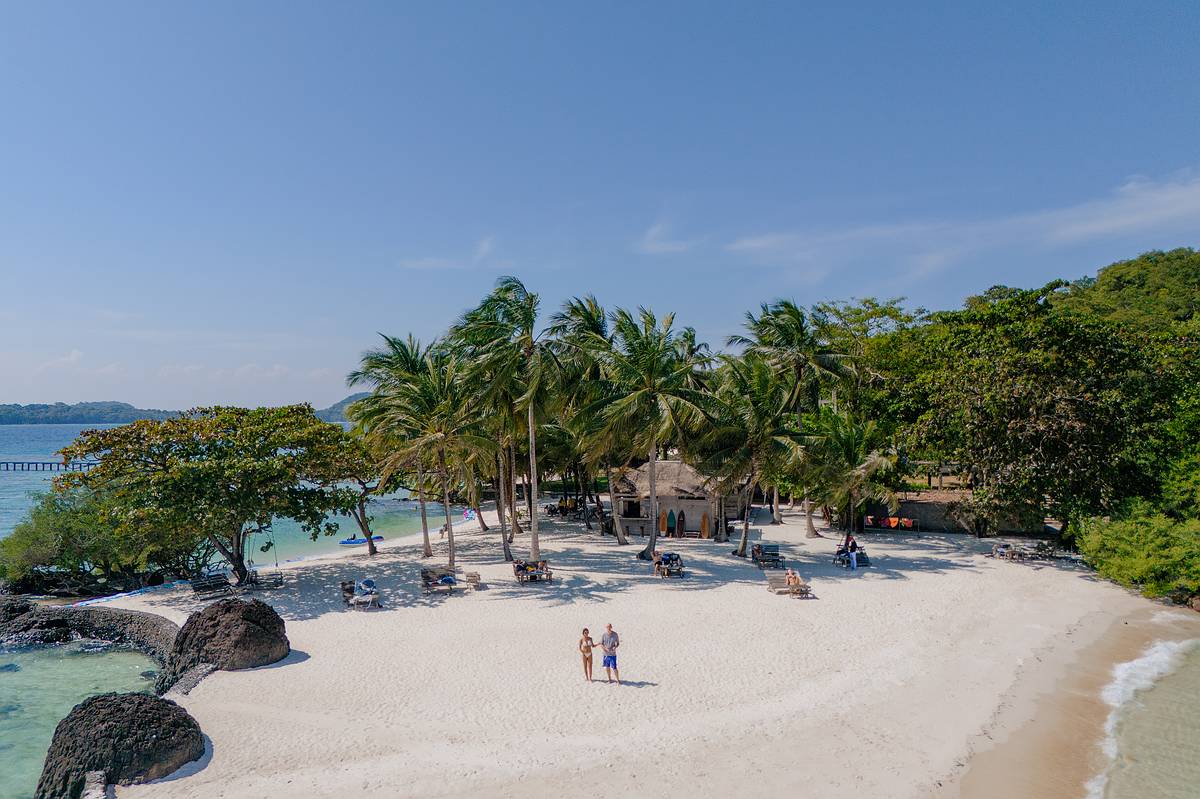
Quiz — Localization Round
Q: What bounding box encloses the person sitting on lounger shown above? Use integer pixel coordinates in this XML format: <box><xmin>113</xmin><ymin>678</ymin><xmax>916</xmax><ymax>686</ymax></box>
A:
<box><xmin>537</xmin><ymin>560</ymin><xmax>552</xmax><ymax>579</ymax></box>
<box><xmin>651</xmin><ymin>550</ymin><xmax>663</xmax><ymax>575</ymax></box>
<box><xmin>785</xmin><ymin>569</ymin><xmax>801</xmax><ymax>587</ymax></box>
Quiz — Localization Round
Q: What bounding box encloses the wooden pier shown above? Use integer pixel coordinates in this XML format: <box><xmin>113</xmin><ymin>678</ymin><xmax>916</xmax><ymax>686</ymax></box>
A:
<box><xmin>0</xmin><ymin>461</ymin><xmax>98</xmax><ymax>473</ymax></box>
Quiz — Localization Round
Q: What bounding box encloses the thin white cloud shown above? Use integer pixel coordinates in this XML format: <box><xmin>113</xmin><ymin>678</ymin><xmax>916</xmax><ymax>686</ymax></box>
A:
<box><xmin>36</xmin><ymin>349</ymin><xmax>84</xmax><ymax>372</ymax></box>
<box><xmin>727</xmin><ymin>172</ymin><xmax>1200</xmax><ymax>280</ymax></box>
<box><xmin>473</xmin><ymin>235</ymin><xmax>495</xmax><ymax>263</ymax></box>
<box><xmin>400</xmin><ymin>235</ymin><xmax>498</xmax><ymax>271</ymax></box>
<box><xmin>636</xmin><ymin>222</ymin><xmax>701</xmax><ymax>254</ymax></box>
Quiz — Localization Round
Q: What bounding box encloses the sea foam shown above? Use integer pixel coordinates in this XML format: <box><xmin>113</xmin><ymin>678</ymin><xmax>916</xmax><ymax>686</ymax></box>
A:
<box><xmin>1085</xmin><ymin>638</ymin><xmax>1198</xmax><ymax>799</ymax></box>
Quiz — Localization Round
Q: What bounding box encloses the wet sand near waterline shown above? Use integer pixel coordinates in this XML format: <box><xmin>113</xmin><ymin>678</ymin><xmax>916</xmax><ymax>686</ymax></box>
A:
<box><xmin>946</xmin><ymin>605</ymin><xmax>1200</xmax><ymax>799</ymax></box>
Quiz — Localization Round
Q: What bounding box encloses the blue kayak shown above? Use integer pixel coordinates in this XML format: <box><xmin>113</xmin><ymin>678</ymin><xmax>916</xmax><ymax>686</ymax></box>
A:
<box><xmin>339</xmin><ymin>535</ymin><xmax>384</xmax><ymax>547</ymax></box>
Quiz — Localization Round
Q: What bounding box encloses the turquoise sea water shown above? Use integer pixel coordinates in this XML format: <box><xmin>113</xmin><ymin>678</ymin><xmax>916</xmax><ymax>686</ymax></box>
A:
<box><xmin>0</xmin><ymin>423</ymin><xmax>461</xmax><ymax>564</ymax></box>
<box><xmin>0</xmin><ymin>641</ymin><xmax>157</xmax><ymax>799</ymax></box>
<box><xmin>1096</xmin><ymin>639</ymin><xmax>1200</xmax><ymax>799</ymax></box>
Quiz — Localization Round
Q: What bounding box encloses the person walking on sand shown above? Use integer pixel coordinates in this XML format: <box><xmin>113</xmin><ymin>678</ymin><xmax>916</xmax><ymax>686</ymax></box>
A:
<box><xmin>579</xmin><ymin>628</ymin><xmax>596</xmax><ymax>682</ymax></box>
<box><xmin>846</xmin><ymin>533</ymin><xmax>859</xmax><ymax>570</ymax></box>
<box><xmin>600</xmin><ymin>623</ymin><xmax>621</xmax><ymax>684</ymax></box>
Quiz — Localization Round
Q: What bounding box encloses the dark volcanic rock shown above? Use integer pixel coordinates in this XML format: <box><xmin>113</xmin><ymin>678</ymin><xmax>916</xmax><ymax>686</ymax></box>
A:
<box><xmin>1191</xmin><ymin>595</ymin><xmax>1200</xmax><ymax>613</ymax></box>
<box><xmin>35</xmin><ymin>692</ymin><xmax>203</xmax><ymax>799</ymax></box>
<box><xmin>0</xmin><ymin>602</ymin><xmax>179</xmax><ymax>664</ymax></box>
<box><xmin>0</xmin><ymin>596</ymin><xmax>35</xmax><ymax>623</ymax></box>
<box><xmin>157</xmin><ymin>598</ymin><xmax>289</xmax><ymax>693</ymax></box>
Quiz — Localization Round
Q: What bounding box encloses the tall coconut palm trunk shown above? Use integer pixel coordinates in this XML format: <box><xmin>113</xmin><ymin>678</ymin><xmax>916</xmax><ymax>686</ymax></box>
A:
<box><xmin>417</xmin><ymin>460</ymin><xmax>433</xmax><ymax>558</ymax></box>
<box><xmin>771</xmin><ymin>485</ymin><xmax>782</xmax><ymax>524</ymax></box>
<box><xmin>735</xmin><ymin>478</ymin><xmax>757</xmax><ymax>557</ymax></box>
<box><xmin>638</xmin><ymin>442</ymin><xmax>659</xmax><ymax>560</ymax></box>
<box><xmin>508</xmin><ymin>445</ymin><xmax>523</xmax><ymax>540</ymax></box>
<box><xmin>804</xmin><ymin>493</ymin><xmax>823</xmax><ymax>538</ymax></box>
<box><xmin>605</xmin><ymin>464</ymin><xmax>630</xmax><ymax>545</ymax></box>
<box><xmin>527</xmin><ymin>403</ymin><xmax>541</xmax><ymax>560</ymax></box>
<box><xmin>495</xmin><ymin>454</ymin><xmax>513</xmax><ymax>561</ymax></box>
<box><xmin>438</xmin><ymin>450</ymin><xmax>456</xmax><ymax>568</ymax></box>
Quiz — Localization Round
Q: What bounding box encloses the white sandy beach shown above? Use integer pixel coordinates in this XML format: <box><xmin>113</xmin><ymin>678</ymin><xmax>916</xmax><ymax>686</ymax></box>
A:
<box><xmin>106</xmin><ymin>507</ymin><xmax>1153</xmax><ymax>799</ymax></box>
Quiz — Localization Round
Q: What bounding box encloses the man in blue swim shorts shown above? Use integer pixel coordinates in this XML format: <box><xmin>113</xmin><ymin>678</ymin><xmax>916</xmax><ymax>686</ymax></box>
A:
<box><xmin>600</xmin><ymin>623</ymin><xmax>621</xmax><ymax>685</ymax></box>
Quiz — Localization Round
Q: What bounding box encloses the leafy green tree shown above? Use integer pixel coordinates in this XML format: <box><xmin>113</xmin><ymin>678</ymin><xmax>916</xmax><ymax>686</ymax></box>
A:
<box><xmin>1059</xmin><ymin>248</ymin><xmax>1200</xmax><ymax>332</ymax></box>
<box><xmin>60</xmin><ymin>405</ymin><xmax>354</xmax><ymax>585</ymax></box>
<box><xmin>914</xmin><ymin>283</ymin><xmax>1162</xmax><ymax>535</ymax></box>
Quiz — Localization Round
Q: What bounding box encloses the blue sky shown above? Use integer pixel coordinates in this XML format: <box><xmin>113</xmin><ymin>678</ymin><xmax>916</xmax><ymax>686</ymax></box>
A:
<box><xmin>2</xmin><ymin>1</ymin><xmax>1198</xmax><ymax>408</ymax></box>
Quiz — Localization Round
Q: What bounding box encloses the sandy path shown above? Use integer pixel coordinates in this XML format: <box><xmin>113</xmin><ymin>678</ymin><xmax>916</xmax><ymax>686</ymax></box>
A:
<box><xmin>108</xmin><ymin>509</ymin><xmax>1147</xmax><ymax>798</ymax></box>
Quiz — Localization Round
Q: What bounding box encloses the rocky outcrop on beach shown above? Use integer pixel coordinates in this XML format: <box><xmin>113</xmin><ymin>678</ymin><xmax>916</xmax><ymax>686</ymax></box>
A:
<box><xmin>35</xmin><ymin>692</ymin><xmax>204</xmax><ymax>799</ymax></box>
<box><xmin>156</xmin><ymin>598</ymin><xmax>289</xmax><ymax>693</ymax></box>
<box><xmin>0</xmin><ymin>599</ymin><xmax>179</xmax><ymax>662</ymax></box>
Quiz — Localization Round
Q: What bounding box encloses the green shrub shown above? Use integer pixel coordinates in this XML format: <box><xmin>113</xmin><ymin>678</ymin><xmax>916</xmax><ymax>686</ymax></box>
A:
<box><xmin>1077</xmin><ymin>511</ymin><xmax>1200</xmax><ymax>598</ymax></box>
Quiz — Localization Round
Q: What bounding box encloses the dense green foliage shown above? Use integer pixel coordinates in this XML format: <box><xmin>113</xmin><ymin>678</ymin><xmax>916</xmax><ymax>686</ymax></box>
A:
<box><xmin>1059</xmin><ymin>248</ymin><xmax>1200</xmax><ymax>332</ymax></box>
<box><xmin>0</xmin><ymin>486</ymin><xmax>209</xmax><ymax>594</ymax></box>
<box><xmin>59</xmin><ymin>405</ymin><xmax>359</xmax><ymax>584</ymax></box>
<box><xmin>1077</xmin><ymin>510</ymin><xmax>1200</xmax><ymax>598</ymax></box>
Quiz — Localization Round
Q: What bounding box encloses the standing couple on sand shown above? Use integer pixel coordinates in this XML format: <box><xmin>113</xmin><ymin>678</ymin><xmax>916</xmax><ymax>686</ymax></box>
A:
<box><xmin>578</xmin><ymin>623</ymin><xmax>620</xmax><ymax>684</ymax></box>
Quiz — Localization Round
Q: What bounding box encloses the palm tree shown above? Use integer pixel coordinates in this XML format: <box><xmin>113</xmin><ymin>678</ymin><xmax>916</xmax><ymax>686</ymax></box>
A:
<box><xmin>585</xmin><ymin>307</ymin><xmax>711</xmax><ymax>559</ymax></box>
<box><xmin>699</xmin><ymin>355</ymin><xmax>806</xmax><ymax>557</ymax></box>
<box><xmin>729</xmin><ymin>300</ymin><xmax>847</xmax><ymax>522</ymax></box>
<box><xmin>809</xmin><ymin>410</ymin><xmax>898</xmax><ymax>538</ymax></box>
<box><xmin>347</xmin><ymin>335</ymin><xmax>436</xmax><ymax>557</ymax></box>
<box><xmin>547</xmin><ymin>296</ymin><xmax>625</xmax><ymax>540</ymax></box>
<box><xmin>451</xmin><ymin>277</ymin><xmax>558</xmax><ymax>561</ymax></box>
<box><xmin>729</xmin><ymin>300</ymin><xmax>848</xmax><ymax>411</ymax></box>
<box><xmin>351</xmin><ymin>350</ymin><xmax>494</xmax><ymax>568</ymax></box>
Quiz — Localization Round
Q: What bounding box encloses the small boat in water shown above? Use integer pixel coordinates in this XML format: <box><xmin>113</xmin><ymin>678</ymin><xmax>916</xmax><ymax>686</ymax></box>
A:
<box><xmin>339</xmin><ymin>535</ymin><xmax>384</xmax><ymax>547</ymax></box>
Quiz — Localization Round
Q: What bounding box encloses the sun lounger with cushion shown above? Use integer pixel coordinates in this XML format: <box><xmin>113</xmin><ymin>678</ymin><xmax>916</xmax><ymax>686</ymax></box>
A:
<box><xmin>512</xmin><ymin>560</ymin><xmax>552</xmax><ymax>584</ymax></box>
<box><xmin>421</xmin><ymin>567</ymin><xmax>458</xmax><ymax>593</ymax></box>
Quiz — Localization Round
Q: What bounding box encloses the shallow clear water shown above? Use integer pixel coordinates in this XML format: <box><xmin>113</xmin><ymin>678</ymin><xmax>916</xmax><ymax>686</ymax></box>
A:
<box><xmin>1103</xmin><ymin>641</ymin><xmax>1200</xmax><ymax>799</ymax></box>
<box><xmin>0</xmin><ymin>641</ymin><xmax>157</xmax><ymax>799</ymax></box>
<box><xmin>0</xmin><ymin>423</ymin><xmax>465</xmax><ymax>563</ymax></box>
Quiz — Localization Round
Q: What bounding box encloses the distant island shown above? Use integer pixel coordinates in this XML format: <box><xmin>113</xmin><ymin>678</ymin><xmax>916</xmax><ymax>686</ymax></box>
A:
<box><xmin>0</xmin><ymin>395</ymin><xmax>366</xmax><ymax>425</ymax></box>
<box><xmin>313</xmin><ymin>393</ymin><xmax>368</xmax><ymax>425</ymax></box>
<box><xmin>0</xmin><ymin>402</ymin><xmax>177</xmax><ymax>425</ymax></box>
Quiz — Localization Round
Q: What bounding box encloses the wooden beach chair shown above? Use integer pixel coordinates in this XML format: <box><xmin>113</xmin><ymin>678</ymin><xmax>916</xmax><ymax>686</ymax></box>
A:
<box><xmin>244</xmin><ymin>569</ymin><xmax>284</xmax><ymax>590</ymax></box>
<box><xmin>754</xmin><ymin>544</ymin><xmax>785</xmax><ymax>569</ymax></box>
<box><xmin>189</xmin><ymin>574</ymin><xmax>233</xmax><ymax>596</ymax></box>
<box><xmin>765</xmin><ymin>572</ymin><xmax>813</xmax><ymax>598</ymax></box>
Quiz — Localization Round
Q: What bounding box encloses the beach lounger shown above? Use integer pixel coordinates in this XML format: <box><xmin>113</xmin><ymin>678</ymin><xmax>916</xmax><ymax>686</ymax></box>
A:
<box><xmin>833</xmin><ymin>548</ymin><xmax>871</xmax><ymax>568</ymax></box>
<box><xmin>765</xmin><ymin>573</ymin><xmax>813</xmax><ymax>597</ymax></box>
<box><xmin>421</xmin><ymin>567</ymin><xmax>457</xmax><ymax>593</ymax></box>
<box><xmin>752</xmin><ymin>544</ymin><xmax>785</xmax><ymax>569</ymax></box>
<box><xmin>340</xmin><ymin>580</ymin><xmax>356</xmax><ymax>604</ymax></box>
<box><xmin>189</xmin><ymin>574</ymin><xmax>233</xmax><ymax>596</ymax></box>
<box><xmin>512</xmin><ymin>560</ymin><xmax>552</xmax><ymax>584</ymax></box>
<box><xmin>657</xmin><ymin>553</ymin><xmax>685</xmax><ymax>578</ymax></box>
